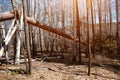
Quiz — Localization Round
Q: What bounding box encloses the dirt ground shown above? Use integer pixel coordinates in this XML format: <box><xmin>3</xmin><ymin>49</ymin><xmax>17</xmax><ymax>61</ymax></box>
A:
<box><xmin>0</xmin><ymin>54</ymin><xmax>120</xmax><ymax>80</ymax></box>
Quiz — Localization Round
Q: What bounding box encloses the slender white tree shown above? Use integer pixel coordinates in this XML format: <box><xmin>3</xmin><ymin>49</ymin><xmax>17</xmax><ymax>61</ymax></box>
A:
<box><xmin>15</xmin><ymin>13</ymin><xmax>23</xmax><ymax>65</ymax></box>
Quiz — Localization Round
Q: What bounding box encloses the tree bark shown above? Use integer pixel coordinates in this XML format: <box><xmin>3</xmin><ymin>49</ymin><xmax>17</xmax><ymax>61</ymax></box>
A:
<box><xmin>116</xmin><ymin>0</ymin><xmax>120</xmax><ymax>55</ymax></box>
<box><xmin>22</xmin><ymin>0</ymin><xmax>32</xmax><ymax>74</ymax></box>
<box><xmin>98</xmin><ymin>0</ymin><xmax>102</xmax><ymax>54</ymax></box>
<box><xmin>86</xmin><ymin>0</ymin><xmax>91</xmax><ymax>76</ymax></box>
<box><xmin>90</xmin><ymin>0</ymin><xmax>95</xmax><ymax>57</ymax></box>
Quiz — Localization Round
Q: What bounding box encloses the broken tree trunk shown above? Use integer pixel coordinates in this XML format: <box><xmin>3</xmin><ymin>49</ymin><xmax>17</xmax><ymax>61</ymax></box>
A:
<box><xmin>1</xmin><ymin>25</ymin><xmax>9</xmax><ymax>64</ymax></box>
<box><xmin>0</xmin><ymin>12</ymin><xmax>14</xmax><ymax>21</ymax></box>
<box><xmin>0</xmin><ymin>20</ymin><xmax>17</xmax><ymax>57</ymax></box>
<box><xmin>0</xmin><ymin>12</ymin><xmax>85</xmax><ymax>45</ymax></box>
<box><xmin>1</xmin><ymin>25</ymin><xmax>5</xmax><ymax>38</ymax></box>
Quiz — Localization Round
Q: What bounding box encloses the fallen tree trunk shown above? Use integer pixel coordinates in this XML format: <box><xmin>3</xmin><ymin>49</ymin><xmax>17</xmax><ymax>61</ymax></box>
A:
<box><xmin>0</xmin><ymin>12</ymin><xmax>85</xmax><ymax>45</ymax></box>
<box><xmin>26</xmin><ymin>17</ymin><xmax>75</xmax><ymax>41</ymax></box>
<box><xmin>0</xmin><ymin>12</ymin><xmax>14</xmax><ymax>21</ymax></box>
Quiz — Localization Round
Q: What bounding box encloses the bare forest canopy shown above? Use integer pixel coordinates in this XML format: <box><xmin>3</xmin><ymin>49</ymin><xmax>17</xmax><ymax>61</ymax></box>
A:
<box><xmin>0</xmin><ymin>0</ymin><xmax>119</xmax><ymax>43</ymax></box>
<box><xmin>0</xmin><ymin>0</ymin><xmax>120</xmax><ymax>25</ymax></box>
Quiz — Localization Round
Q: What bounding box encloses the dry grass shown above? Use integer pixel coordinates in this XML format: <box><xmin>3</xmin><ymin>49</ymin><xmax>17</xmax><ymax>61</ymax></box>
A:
<box><xmin>0</xmin><ymin>54</ymin><xmax>119</xmax><ymax>80</ymax></box>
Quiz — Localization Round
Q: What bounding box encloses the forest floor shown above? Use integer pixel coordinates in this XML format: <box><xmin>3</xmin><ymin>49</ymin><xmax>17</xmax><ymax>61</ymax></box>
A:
<box><xmin>0</xmin><ymin>53</ymin><xmax>120</xmax><ymax>80</ymax></box>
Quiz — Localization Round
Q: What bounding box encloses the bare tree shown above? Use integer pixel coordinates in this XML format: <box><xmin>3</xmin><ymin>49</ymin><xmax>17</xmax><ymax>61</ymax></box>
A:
<box><xmin>108</xmin><ymin>0</ymin><xmax>113</xmax><ymax>42</ymax></box>
<box><xmin>22</xmin><ymin>0</ymin><xmax>32</xmax><ymax>74</ymax></box>
<box><xmin>116</xmin><ymin>0</ymin><xmax>120</xmax><ymax>55</ymax></box>
<box><xmin>90</xmin><ymin>0</ymin><xmax>95</xmax><ymax>57</ymax></box>
<box><xmin>76</xmin><ymin>0</ymin><xmax>82</xmax><ymax>63</ymax></box>
<box><xmin>86</xmin><ymin>0</ymin><xmax>92</xmax><ymax>76</ymax></box>
<box><xmin>98</xmin><ymin>0</ymin><xmax>102</xmax><ymax>54</ymax></box>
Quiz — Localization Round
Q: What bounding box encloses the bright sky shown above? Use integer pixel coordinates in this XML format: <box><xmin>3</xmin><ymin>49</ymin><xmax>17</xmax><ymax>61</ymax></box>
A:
<box><xmin>0</xmin><ymin>0</ymin><xmax>6</xmax><ymax>5</ymax></box>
